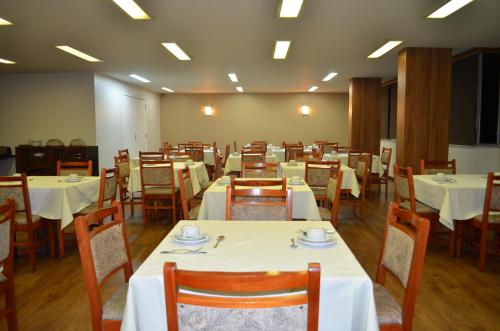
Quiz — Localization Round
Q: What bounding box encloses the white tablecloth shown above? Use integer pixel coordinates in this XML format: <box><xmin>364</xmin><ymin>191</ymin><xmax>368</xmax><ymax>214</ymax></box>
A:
<box><xmin>27</xmin><ymin>176</ymin><xmax>99</xmax><ymax>229</ymax></box>
<box><xmin>121</xmin><ymin>220</ymin><xmax>379</xmax><ymax>331</ymax></box>
<box><xmin>197</xmin><ymin>178</ymin><xmax>321</xmax><ymax>220</ymax></box>
<box><xmin>413</xmin><ymin>174</ymin><xmax>487</xmax><ymax>230</ymax></box>
<box><xmin>280</xmin><ymin>162</ymin><xmax>361</xmax><ymax>198</ymax></box>
<box><xmin>322</xmin><ymin>154</ymin><xmax>384</xmax><ymax>176</ymax></box>
<box><xmin>223</xmin><ymin>154</ymin><xmax>279</xmax><ymax>174</ymax></box>
<box><xmin>127</xmin><ymin>162</ymin><xmax>210</xmax><ymax>196</ymax></box>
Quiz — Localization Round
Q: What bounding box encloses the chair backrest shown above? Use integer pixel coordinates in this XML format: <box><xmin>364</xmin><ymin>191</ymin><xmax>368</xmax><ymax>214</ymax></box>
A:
<box><xmin>114</xmin><ymin>156</ymin><xmax>130</xmax><ymax>179</ymax></box>
<box><xmin>420</xmin><ymin>159</ymin><xmax>456</xmax><ymax>175</ymax></box>
<box><xmin>241</xmin><ymin>150</ymin><xmax>265</xmax><ymax>163</ymax></box>
<box><xmin>70</xmin><ymin>138</ymin><xmax>86</xmax><ymax>146</ymax></box>
<box><xmin>376</xmin><ymin>202</ymin><xmax>430</xmax><ymax>329</ymax></box>
<box><xmin>177</xmin><ymin>168</ymin><xmax>195</xmax><ymax>220</ymax></box>
<box><xmin>325</xmin><ymin>165</ymin><xmax>344</xmax><ymax>226</ymax></box>
<box><xmin>336</xmin><ymin>146</ymin><xmax>352</xmax><ymax>154</ymax></box>
<box><xmin>0</xmin><ymin>175</ymin><xmax>34</xmax><ymax>225</ymax></box>
<box><xmin>320</xmin><ymin>142</ymin><xmax>339</xmax><ymax>155</ymax></box>
<box><xmin>285</xmin><ymin>144</ymin><xmax>304</xmax><ymax>162</ymax></box>
<box><xmin>297</xmin><ymin>151</ymin><xmax>321</xmax><ymax>162</ymax></box>
<box><xmin>393</xmin><ymin>164</ymin><xmax>417</xmax><ymax>211</ymax></box>
<box><xmin>305</xmin><ymin>160</ymin><xmax>339</xmax><ymax>188</ymax></box>
<box><xmin>185</xmin><ymin>145</ymin><xmax>204</xmax><ymax>162</ymax></box>
<box><xmin>231</xmin><ymin>178</ymin><xmax>286</xmax><ymax>190</ymax></box>
<box><xmin>117</xmin><ymin>149</ymin><xmax>129</xmax><ymax>161</ymax></box>
<box><xmin>241</xmin><ymin>162</ymin><xmax>278</xmax><ymax>178</ymax></box>
<box><xmin>355</xmin><ymin>155</ymin><xmax>371</xmax><ymax>199</ymax></box>
<box><xmin>46</xmin><ymin>138</ymin><xmax>64</xmax><ymax>147</ymax></box>
<box><xmin>233</xmin><ymin>141</ymin><xmax>237</xmax><ymax>153</ymax></box>
<box><xmin>380</xmin><ymin>147</ymin><xmax>392</xmax><ymax>175</ymax></box>
<box><xmin>226</xmin><ymin>186</ymin><xmax>292</xmax><ymax>221</ymax></box>
<box><xmin>167</xmin><ymin>151</ymin><xmax>191</xmax><ymax>162</ymax></box>
<box><xmin>283</xmin><ymin>141</ymin><xmax>303</xmax><ymax>147</ymax></box>
<box><xmin>164</xmin><ymin>261</ymin><xmax>320</xmax><ymax>331</ymax></box>
<box><xmin>251</xmin><ymin>142</ymin><xmax>267</xmax><ymax>152</ymax></box>
<box><xmin>139</xmin><ymin>151</ymin><xmax>164</xmax><ymax>160</ymax></box>
<box><xmin>224</xmin><ymin>144</ymin><xmax>231</xmax><ymax>167</ymax></box>
<box><xmin>252</xmin><ymin>140</ymin><xmax>267</xmax><ymax>144</ymax></box>
<box><xmin>480</xmin><ymin>172</ymin><xmax>500</xmax><ymax>224</ymax></box>
<box><xmin>212</xmin><ymin>147</ymin><xmax>223</xmax><ymax>180</ymax></box>
<box><xmin>75</xmin><ymin>201</ymin><xmax>132</xmax><ymax>331</ymax></box>
<box><xmin>140</xmin><ymin>160</ymin><xmax>175</xmax><ymax>191</ymax></box>
<box><xmin>0</xmin><ymin>198</ymin><xmax>15</xmax><ymax>279</ymax></box>
<box><xmin>57</xmin><ymin>160</ymin><xmax>93</xmax><ymax>176</ymax></box>
<box><xmin>98</xmin><ymin>168</ymin><xmax>117</xmax><ymax>209</ymax></box>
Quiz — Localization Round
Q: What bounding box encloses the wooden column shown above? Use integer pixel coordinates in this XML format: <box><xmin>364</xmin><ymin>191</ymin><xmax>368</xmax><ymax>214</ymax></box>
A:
<box><xmin>396</xmin><ymin>47</ymin><xmax>452</xmax><ymax>170</ymax></box>
<box><xmin>348</xmin><ymin>78</ymin><xmax>381</xmax><ymax>154</ymax></box>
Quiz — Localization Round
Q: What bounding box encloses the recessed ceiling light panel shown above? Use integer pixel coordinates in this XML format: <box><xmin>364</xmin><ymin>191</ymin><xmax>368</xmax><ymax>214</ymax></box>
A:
<box><xmin>427</xmin><ymin>0</ymin><xmax>475</xmax><ymax>19</ymax></box>
<box><xmin>161</xmin><ymin>43</ymin><xmax>191</xmax><ymax>61</ymax></box>
<box><xmin>161</xmin><ymin>87</ymin><xmax>174</xmax><ymax>92</ymax></box>
<box><xmin>367</xmin><ymin>41</ymin><xmax>403</xmax><ymax>59</ymax></box>
<box><xmin>273</xmin><ymin>41</ymin><xmax>291</xmax><ymax>60</ymax></box>
<box><xmin>0</xmin><ymin>57</ymin><xmax>15</xmax><ymax>64</ymax></box>
<box><xmin>129</xmin><ymin>74</ymin><xmax>150</xmax><ymax>83</ymax></box>
<box><xmin>279</xmin><ymin>0</ymin><xmax>304</xmax><ymax>18</ymax></box>
<box><xmin>236</xmin><ymin>86</ymin><xmax>243</xmax><ymax>92</ymax></box>
<box><xmin>112</xmin><ymin>0</ymin><xmax>150</xmax><ymax>20</ymax></box>
<box><xmin>308</xmin><ymin>86</ymin><xmax>318</xmax><ymax>92</ymax></box>
<box><xmin>0</xmin><ymin>17</ymin><xmax>13</xmax><ymax>25</ymax></box>
<box><xmin>322</xmin><ymin>72</ymin><xmax>338</xmax><ymax>81</ymax></box>
<box><xmin>228</xmin><ymin>73</ymin><xmax>238</xmax><ymax>82</ymax></box>
<box><xmin>55</xmin><ymin>45</ymin><xmax>102</xmax><ymax>62</ymax></box>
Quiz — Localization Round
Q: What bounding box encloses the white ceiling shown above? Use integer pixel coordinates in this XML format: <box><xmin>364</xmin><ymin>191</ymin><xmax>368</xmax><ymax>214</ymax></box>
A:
<box><xmin>0</xmin><ymin>0</ymin><xmax>499</xmax><ymax>93</ymax></box>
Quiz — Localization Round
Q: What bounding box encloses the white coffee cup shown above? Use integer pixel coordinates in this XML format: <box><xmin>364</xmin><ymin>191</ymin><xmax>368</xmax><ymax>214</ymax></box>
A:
<box><xmin>181</xmin><ymin>224</ymin><xmax>200</xmax><ymax>238</ymax></box>
<box><xmin>69</xmin><ymin>173</ymin><xmax>79</xmax><ymax>178</ymax></box>
<box><xmin>436</xmin><ymin>172</ymin><xmax>445</xmax><ymax>180</ymax></box>
<box><xmin>307</xmin><ymin>227</ymin><xmax>326</xmax><ymax>241</ymax></box>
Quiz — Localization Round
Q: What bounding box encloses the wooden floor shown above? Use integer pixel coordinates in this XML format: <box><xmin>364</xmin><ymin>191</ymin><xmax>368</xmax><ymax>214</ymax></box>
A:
<box><xmin>2</xmin><ymin>182</ymin><xmax>500</xmax><ymax>331</ymax></box>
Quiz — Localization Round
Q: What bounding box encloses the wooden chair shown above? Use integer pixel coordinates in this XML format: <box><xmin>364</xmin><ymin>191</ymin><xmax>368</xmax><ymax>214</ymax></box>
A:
<box><xmin>318</xmin><ymin>165</ymin><xmax>344</xmax><ymax>227</ymax></box>
<box><xmin>297</xmin><ymin>151</ymin><xmax>321</xmax><ymax>162</ymax></box>
<box><xmin>305</xmin><ymin>160</ymin><xmax>339</xmax><ymax>206</ymax></box>
<box><xmin>374</xmin><ymin>202</ymin><xmax>430</xmax><ymax>331</ymax></box>
<box><xmin>163</xmin><ymin>261</ymin><xmax>320</xmax><ymax>331</ymax></box>
<box><xmin>251</xmin><ymin>142</ymin><xmax>267</xmax><ymax>152</ymax></box>
<box><xmin>372</xmin><ymin>147</ymin><xmax>392</xmax><ymax>197</ymax></box>
<box><xmin>319</xmin><ymin>142</ymin><xmax>338</xmax><ymax>156</ymax></box>
<box><xmin>285</xmin><ymin>144</ymin><xmax>304</xmax><ymax>162</ymax></box>
<box><xmin>139</xmin><ymin>151</ymin><xmax>164</xmax><ymax>160</ymax></box>
<box><xmin>114</xmin><ymin>156</ymin><xmax>141</xmax><ymax>216</ymax></box>
<box><xmin>420</xmin><ymin>159</ymin><xmax>456</xmax><ymax>175</ymax></box>
<box><xmin>460</xmin><ymin>172</ymin><xmax>500</xmax><ymax>271</ymax></box>
<box><xmin>339</xmin><ymin>155</ymin><xmax>371</xmax><ymax>220</ymax></box>
<box><xmin>199</xmin><ymin>148</ymin><xmax>223</xmax><ymax>193</ymax></box>
<box><xmin>57</xmin><ymin>160</ymin><xmax>92</xmax><ymax>176</ymax></box>
<box><xmin>140</xmin><ymin>160</ymin><xmax>177</xmax><ymax>226</ymax></box>
<box><xmin>0</xmin><ymin>175</ymin><xmax>55</xmax><ymax>272</ymax></box>
<box><xmin>117</xmin><ymin>149</ymin><xmax>129</xmax><ymax>161</ymax></box>
<box><xmin>185</xmin><ymin>145</ymin><xmax>204</xmax><ymax>162</ymax></box>
<box><xmin>75</xmin><ymin>201</ymin><xmax>132</xmax><ymax>331</ymax></box>
<box><xmin>393</xmin><ymin>165</ymin><xmax>453</xmax><ymax>255</ymax></box>
<box><xmin>233</xmin><ymin>141</ymin><xmax>238</xmax><ymax>153</ymax></box>
<box><xmin>241</xmin><ymin>162</ymin><xmax>278</xmax><ymax>178</ymax></box>
<box><xmin>167</xmin><ymin>151</ymin><xmax>192</xmax><ymax>162</ymax></box>
<box><xmin>0</xmin><ymin>199</ymin><xmax>17</xmax><ymax>330</ymax></box>
<box><xmin>177</xmin><ymin>168</ymin><xmax>200</xmax><ymax>220</ymax></box>
<box><xmin>226</xmin><ymin>186</ymin><xmax>292</xmax><ymax>221</ymax></box>
<box><xmin>283</xmin><ymin>141</ymin><xmax>303</xmax><ymax>147</ymax></box>
<box><xmin>241</xmin><ymin>150</ymin><xmax>265</xmax><ymax>164</ymax></box>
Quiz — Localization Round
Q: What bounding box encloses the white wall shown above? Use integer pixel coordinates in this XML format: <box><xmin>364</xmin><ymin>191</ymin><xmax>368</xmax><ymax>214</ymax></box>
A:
<box><xmin>380</xmin><ymin>139</ymin><xmax>500</xmax><ymax>176</ymax></box>
<box><xmin>94</xmin><ymin>74</ymin><xmax>161</xmax><ymax>168</ymax></box>
<box><xmin>0</xmin><ymin>73</ymin><xmax>96</xmax><ymax>150</ymax></box>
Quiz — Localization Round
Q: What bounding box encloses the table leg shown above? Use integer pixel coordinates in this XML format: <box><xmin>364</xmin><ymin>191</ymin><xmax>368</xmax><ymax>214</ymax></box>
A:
<box><xmin>454</xmin><ymin>220</ymin><xmax>464</xmax><ymax>258</ymax></box>
<box><xmin>56</xmin><ymin>220</ymin><xmax>64</xmax><ymax>259</ymax></box>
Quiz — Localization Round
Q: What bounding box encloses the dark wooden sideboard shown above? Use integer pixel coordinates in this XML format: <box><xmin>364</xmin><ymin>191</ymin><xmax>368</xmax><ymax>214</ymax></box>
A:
<box><xmin>15</xmin><ymin>146</ymin><xmax>99</xmax><ymax>176</ymax></box>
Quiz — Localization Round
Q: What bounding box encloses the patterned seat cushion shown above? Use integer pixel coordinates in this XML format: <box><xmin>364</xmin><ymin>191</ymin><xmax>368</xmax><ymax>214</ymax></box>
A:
<box><xmin>144</xmin><ymin>187</ymin><xmax>178</xmax><ymax>195</ymax></box>
<box><xmin>373</xmin><ymin>283</ymin><xmax>402</xmax><ymax>325</ymax></box>
<box><xmin>102</xmin><ymin>283</ymin><xmax>128</xmax><ymax>321</ymax></box>
<box><xmin>310</xmin><ymin>186</ymin><xmax>326</xmax><ymax>197</ymax></box>
<box><xmin>188</xmin><ymin>205</ymin><xmax>201</xmax><ymax>220</ymax></box>
<box><xmin>318</xmin><ymin>207</ymin><xmax>331</xmax><ymax>221</ymax></box>
<box><xmin>177</xmin><ymin>304</ymin><xmax>307</xmax><ymax>331</ymax></box>
<box><xmin>15</xmin><ymin>213</ymin><xmax>41</xmax><ymax>225</ymax></box>
<box><xmin>400</xmin><ymin>201</ymin><xmax>438</xmax><ymax>214</ymax></box>
<box><xmin>230</xmin><ymin>204</ymin><xmax>288</xmax><ymax>221</ymax></box>
<box><xmin>472</xmin><ymin>212</ymin><xmax>500</xmax><ymax>223</ymax></box>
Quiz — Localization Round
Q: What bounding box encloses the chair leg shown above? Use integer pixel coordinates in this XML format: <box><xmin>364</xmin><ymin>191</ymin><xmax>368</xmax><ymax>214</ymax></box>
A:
<box><xmin>48</xmin><ymin>222</ymin><xmax>56</xmax><ymax>258</ymax></box>
<box><xmin>142</xmin><ymin>201</ymin><xmax>148</xmax><ymax>227</ymax></box>
<box><xmin>455</xmin><ymin>222</ymin><xmax>464</xmax><ymax>258</ymax></box>
<box><xmin>57</xmin><ymin>220</ymin><xmax>65</xmax><ymax>259</ymax></box>
<box><xmin>479</xmin><ymin>228</ymin><xmax>488</xmax><ymax>271</ymax></box>
<box><xmin>6</xmin><ymin>282</ymin><xmax>18</xmax><ymax>331</ymax></box>
<box><xmin>27</xmin><ymin>229</ymin><xmax>37</xmax><ymax>273</ymax></box>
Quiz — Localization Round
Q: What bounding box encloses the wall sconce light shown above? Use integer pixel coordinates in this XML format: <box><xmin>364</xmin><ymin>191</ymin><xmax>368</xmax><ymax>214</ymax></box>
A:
<box><xmin>204</xmin><ymin>106</ymin><xmax>214</xmax><ymax>116</ymax></box>
<box><xmin>300</xmin><ymin>105</ymin><xmax>311</xmax><ymax>116</ymax></box>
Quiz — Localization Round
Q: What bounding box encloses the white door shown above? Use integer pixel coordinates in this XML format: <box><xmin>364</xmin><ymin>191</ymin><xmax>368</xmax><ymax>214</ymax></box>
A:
<box><xmin>123</xmin><ymin>96</ymin><xmax>147</xmax><ymax>158</ymax></box>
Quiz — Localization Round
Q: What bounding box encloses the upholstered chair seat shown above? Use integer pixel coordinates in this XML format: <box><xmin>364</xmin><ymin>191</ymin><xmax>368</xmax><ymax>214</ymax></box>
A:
<box><xmin>399</xmin><ymin>201</ymin><xmax>438</xmax><ymax>214</ymax></box>
<box><xmin>102</xmin><ymin>283</ymin><xmax>129</xmax><ymax>321</ymax></box>
<box><xmin>0</xmin><ymin>272</ymin><xmax>6</xmax><ymax>282</ymax></box>
<box><xmin>230</xmin><ymin>204</ymin><xmax>289</xmax><ymax>221</ymax></box>
<box><xmin>14</xmin><ymin>213</ymin><xmax>41</xmax><ymax>225</ymax></box>
<box><xmin>373</xmin><ymin>283</ymin><xmax>403</xmax><ymax>325</ymax></box>
<box><xmin>310</xmin><ymin>186</ymin><xmax>326</xmax><ymax>196</ymax></box>
<box><xmin>472</xmin><ymin>212</ymin><xmax>500</xmax><ymax>223</ymax></box>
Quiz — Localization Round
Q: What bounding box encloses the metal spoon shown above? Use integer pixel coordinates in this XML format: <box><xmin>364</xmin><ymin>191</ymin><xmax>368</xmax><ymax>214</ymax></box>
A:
<box><xmin>290</xmin><ymin>238</ymin><xmax>298</xmax><ymax>248</ymax></box>
<box><xmin>213</xmin><ymin>235</ymin><xmax>225</xmax><ymax>248</ymax></box>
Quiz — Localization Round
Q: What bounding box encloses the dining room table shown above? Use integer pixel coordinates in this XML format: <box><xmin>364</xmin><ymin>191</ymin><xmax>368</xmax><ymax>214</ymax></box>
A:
<box><xmin>121</xmin><ymin>220</ymin><xmax>379</xmax><ymax>331</ymax></box>
<box><xmin>197</xmin><ymin>177</ymin><xmax>322</xmax><ymax>220</ymax></box>
<box><xmin>322</xmin><ymin>153</ymin><xmax>384</xmax><ymax>176</ymax></box>
<box><xmin>223</xmin><ymin>152</ymin><xmax>279</xmax><ymax>174</ymax></box>
<box><xmin>127</xmin><ymin>161</ymin><xmax>210</xmax><ymax>195</ymax></box>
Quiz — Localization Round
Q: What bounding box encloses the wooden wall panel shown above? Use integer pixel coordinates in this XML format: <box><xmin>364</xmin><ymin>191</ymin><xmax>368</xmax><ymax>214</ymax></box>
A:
<box><xmin>348</xmin><ymin>78</ymin><xmax>381</xmax><ymax>154</ymax></box>
<box><xmin>396</xmin><ymin>48</ymin><xmax>452</xmax><ymax>170</ymax></box>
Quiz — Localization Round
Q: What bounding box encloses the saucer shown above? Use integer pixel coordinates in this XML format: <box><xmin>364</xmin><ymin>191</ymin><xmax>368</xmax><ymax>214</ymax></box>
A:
<box><xmin>297</xmin><ymin>234</ymin><xmax>336</xmax><ymax>247</ymax></box>
<box><xmin>173</xmin><ymin>233</ymin><xmax>209</xmax><ymax>245</ymax></box>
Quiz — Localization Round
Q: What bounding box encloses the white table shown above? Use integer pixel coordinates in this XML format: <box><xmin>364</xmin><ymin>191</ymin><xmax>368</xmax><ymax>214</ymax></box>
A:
<box><xmin>322</xmin><ymin>154</ymin><xmax>384</xmax><ymax>176</ymax></box>
<box><xmin>223</xmin><ymin>153</ymin><xmax>279</xmax><ymax>174</ymax></box>
<box><xmin>127</xmin><ymin>162</ymin><xmax>210</xmax><ymax>196</ymax></box>
<box><xmin>280</xmin><ymin>162</ymin><xmax>361</xmax><ymax>197</ymax></box>
<box><xmin>413</xmin><ymin>174</ymin><xmax>488</xmax><ymax>230</ymax></box>
<box><xmin>197</xmin><ymin>178</ymin><xmax>322</xmax><ymax>220</ymax></box>
<box><xmin>121</xmin><ymin>221</ymin><xmax>379</xmax><ymax>331</ymax></box>
<box><xmin>27</xmin><ymin>176</ymin><xmax>99</xmax><ymax>229</ymax></box>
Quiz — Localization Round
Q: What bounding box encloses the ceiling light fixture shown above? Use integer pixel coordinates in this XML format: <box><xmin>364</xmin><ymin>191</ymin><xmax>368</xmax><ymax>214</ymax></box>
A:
<box><xmin>273</xmin><ymin>41</ymin><xmax>291</xmax><ymax>60</ymax></box>
<box><xmin>228</xmin><ymin>73</ymin><xmax>238</xmax><ymax>82</ymax></box>
<box><xmin>161</xmin><ymin>43</ymin><xmax>191</xmax><ymax>61</ymax></box>
<box><xmin>55</xmin><ymin>45</ymin><xmax>102</xmax><ymax>62</ymax></box>
<box><xmin>300</xmin><ymin>105</ymin><xmax>311</xmax><ymax>116</ymax></box>
<box><xmin>204</xmin><ymin>106</ymin><xmax>214</xmax><ymax>116</ymax></box>
<box><xmin>0</xmin><ymin>17</ymin><xmax>13</xmax><ymax>25</ymax></box>
<box><xmin>427</xmin><ymin>0</ymin><xmax>475</xmax><ymax>19</ymax></box>
<box><xmin>0</xmin><ymin>57</ymin><xmax>15</xmax><ymax>64</ymax></box>
<box><xmin>161</xmin><ymin>87</ymin><xmax>174</xmax><ymax>92</ymax></box>
<box><xmin>308</xmin><ymin>86</ymin><xmax>318</xmax><ymax>92</ymax></box>
<box><xmin>322</xmin><ymin>72</ymin><xmax>338</xmax><ymax>81</ymax></box>
<box><xmin>278</xmin><ymin>0</ymin><xmax>304</xmax><ymax>18</ymax></box>
<box><xmin>236</xmin><ymin>86</ymin><xmax>243</xmax><ymax>92</ymax></box>
<box><xmin>112</xmin><ymin>0</ymin><xmax>150</xmax><ymax>20</ymax></box>
<box><xmin>129</xmin><ymin>74</ymin><xmax>150</xmax><ymax>83</ymax></box>
<box><xmin>367</xmin><ymin>41</ymin><xmax>403</xmax><ymax>59</ymax></box>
